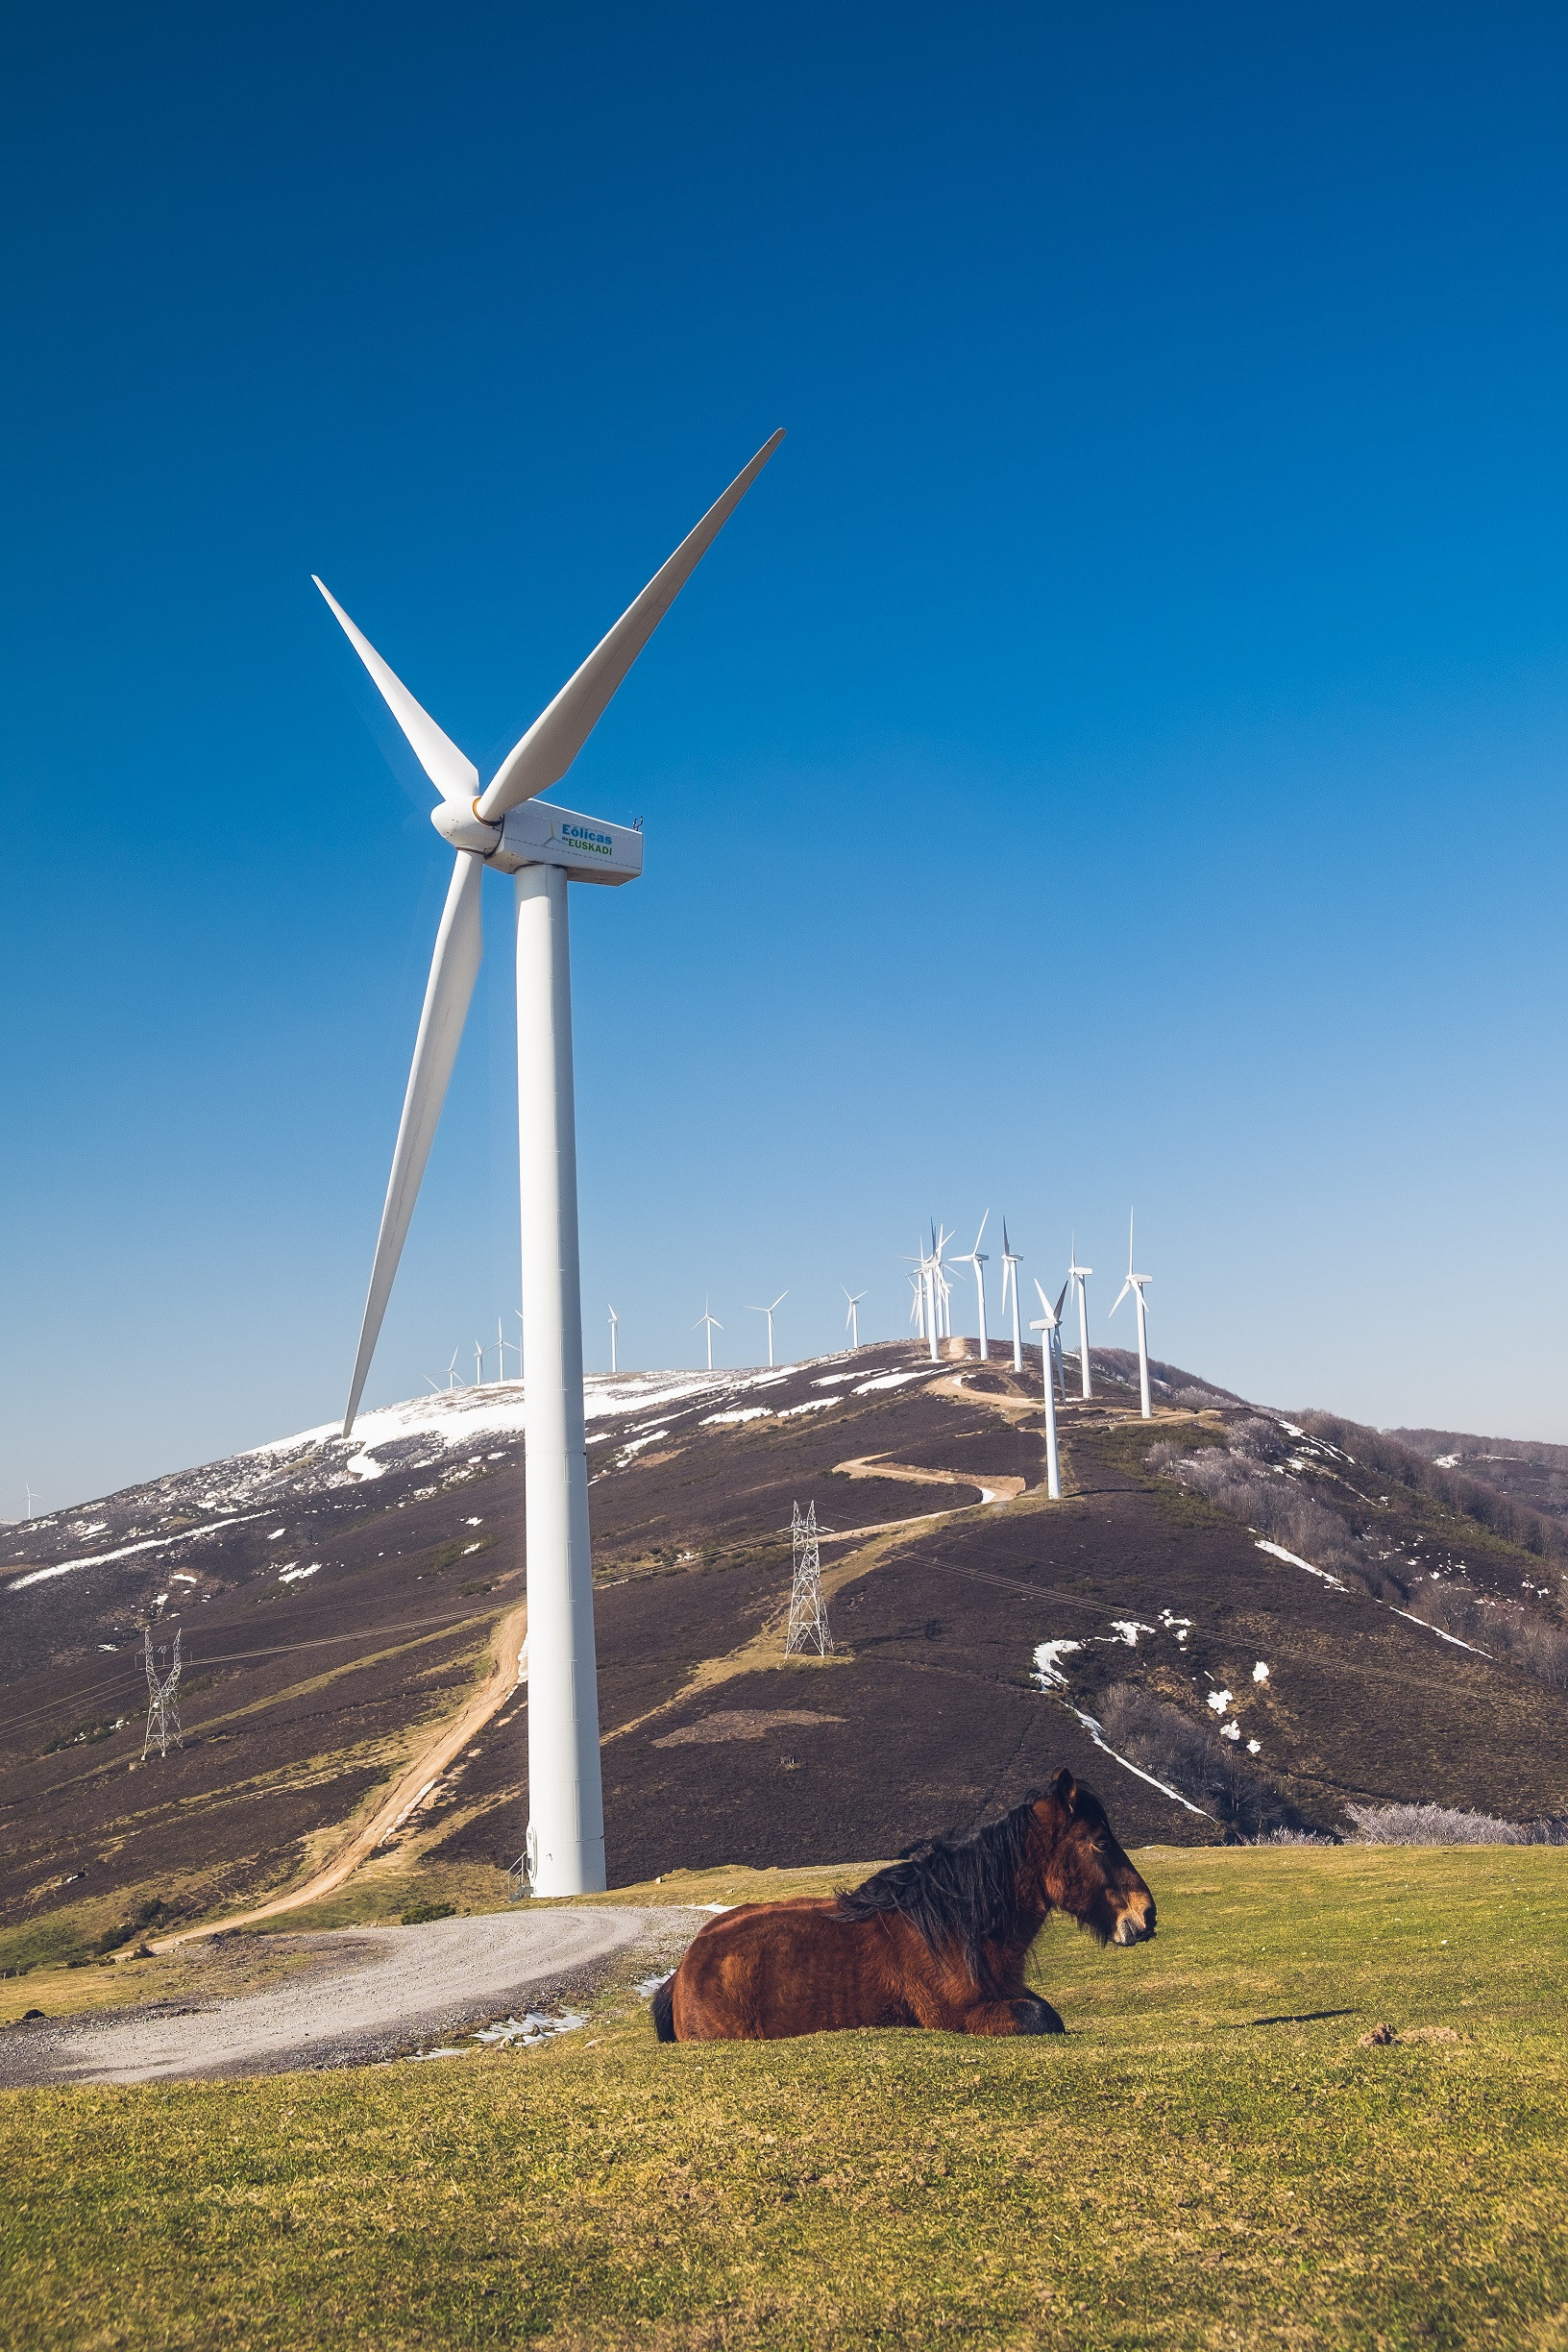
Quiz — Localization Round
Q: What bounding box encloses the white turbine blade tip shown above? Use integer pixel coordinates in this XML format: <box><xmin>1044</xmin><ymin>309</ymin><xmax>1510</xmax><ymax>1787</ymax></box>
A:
<box><xmin>478</xmin><ymin>432</ymin><xmax>785</xmax><ymax>822</ymax></box>
<box><xmin>313</xmin><ymin>578</ymin><xmax>478</xmax><ymax>807</ymax></box>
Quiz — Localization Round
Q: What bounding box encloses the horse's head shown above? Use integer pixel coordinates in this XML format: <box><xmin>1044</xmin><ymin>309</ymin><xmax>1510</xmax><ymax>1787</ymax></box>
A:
<box><xmin>1033</xmin><ymin>1770</ymin><xmax>1156</xmax><ymax>1948</ymax></box>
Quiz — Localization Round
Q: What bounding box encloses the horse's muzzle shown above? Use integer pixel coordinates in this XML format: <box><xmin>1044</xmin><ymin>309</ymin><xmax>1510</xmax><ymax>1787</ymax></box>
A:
<box><xmin>1113</xmin><ymin>1902</ymin><xmax>1156</xmax><ymax>1947</ymax></box>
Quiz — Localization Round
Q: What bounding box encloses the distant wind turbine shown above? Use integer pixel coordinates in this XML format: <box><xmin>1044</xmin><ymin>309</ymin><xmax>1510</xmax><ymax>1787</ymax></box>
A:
<box><xmin>1067</xmin><ymin>1241</ymin><xmax>1093</xmax><ymax>1400</ymax></box>
<box><xmin>426</xmin><ymin>1348</ymin><xmax>461</xmax><ymax>1395</ymax></box>
<box><xmin>954</xmin><ymin>1212</ymin><xmax>991</xmax><ymax>1360</ymax></box>
<box><xmin>844</xmin><ymin>1287</ymin><xmax>867</xmax><ymax>1349</ymax></box>
<box><xmin>607</xmin><ymin>1305</ymin><xmax>620</xmax><ymax>1376</ymax></box>
<box><xmin>475</xmin><ymin>1339</ymin><xmax>486</xmax><ymax>1387</ymax></box>
<box><xmin>694</xmin><ymin>1302</ymin><xmax>722</xmax><ymax>1373</ymax></box>
<box><xmin>1049</xmin><ymin>1277</ymin><xmax>1069</xmax><ymax>1400</ymax></box>
<box><xmin>1111</xmin><ymin>1211</ymin><xmax>1153</xmax><ymax>1420</ymax></box>
<box><xmin>747</xmin><ymin>1292</ymin><xmax>787</xmax><ymax>1368</ymax></box>
<box><xmin>24</xmin><ymin>1483</ymin><xmax>37</xmax><ymax>1520</ymax></box>
<box><xmin>998</xmin><ymin>1221</ymin><xmax>1024</xmax><ymax>1371</ymax></box>
<box><xmin>1029</xmin><ymin>1281</ymin><xmax>1064</xmax><ymax>1501</ymax></box>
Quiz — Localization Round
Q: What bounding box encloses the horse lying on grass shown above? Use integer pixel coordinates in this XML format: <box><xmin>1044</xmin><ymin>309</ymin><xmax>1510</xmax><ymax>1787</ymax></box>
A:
<box><xmin>651</xmin><ymin>1769</ymin><xmax>1155</xmax><ymax>2043</ymax></box>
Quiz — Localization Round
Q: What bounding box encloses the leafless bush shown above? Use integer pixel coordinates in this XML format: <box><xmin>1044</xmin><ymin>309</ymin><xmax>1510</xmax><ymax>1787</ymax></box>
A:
<box><xmin>1296</xmin><ymin>1411</ymin><xmax>1568</xmax><ymax>1563</ymax></box>
<box><xmin>1171</xmin><ymin>1386</ymin><xmax>1236</xmax><ymax>1410</ymax></box>
<box><xmin>1345</xmin><ymin>1802</ymin><xmax>1568</xmax><ymax>1847</ymax></box>
<box><xmin>1153</xmin><ymin>1430</ymin><xmax>1401</xmax><ymax>1600</ymax></box>
<box><xmin>1095</xmin><ymin>1682</ymin><xmax>1286</xmax><ymax>1836</ymax></box>
<box><xmin>1255</xmin><ymin>1827</ymin><xmax>1337</xmax><ymax>1846</ymax></box>
<box><xmin>1405</xmin><ymin>1578</ymin><xmax>1568</xmax><ymax>1689</ymax></box>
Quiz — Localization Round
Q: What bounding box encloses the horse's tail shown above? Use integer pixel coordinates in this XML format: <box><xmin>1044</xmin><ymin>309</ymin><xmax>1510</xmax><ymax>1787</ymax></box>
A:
<box><xmin>649</xmin><ymin>1972</ymin><xmax>678</xmax><ymax>2043</ymax></box>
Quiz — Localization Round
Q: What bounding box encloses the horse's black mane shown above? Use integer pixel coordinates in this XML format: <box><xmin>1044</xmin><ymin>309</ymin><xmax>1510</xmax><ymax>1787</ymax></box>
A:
<box><xmin>835</xmin><ymin>1791</ymin><xmax>1053</xmax><ymax>1993</ymax></box>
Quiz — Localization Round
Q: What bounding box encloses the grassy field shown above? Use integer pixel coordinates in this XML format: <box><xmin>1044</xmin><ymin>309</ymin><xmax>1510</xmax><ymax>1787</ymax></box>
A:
<box><xmin>2</xmin><ymin>1845</ymin><xmax>1566</xmax><ymax>2350</ymax></box>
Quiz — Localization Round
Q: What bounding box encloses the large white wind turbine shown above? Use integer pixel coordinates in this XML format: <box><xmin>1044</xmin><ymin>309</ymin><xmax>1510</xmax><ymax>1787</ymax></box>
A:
<box><xmin>844</xmin><ymin>1286</ymin><xmax>867</xmax><ymax>1349</ymax></box>
<box><xmin>1067</xmin><ymin>1243</ymin><xmax>1093</xmax><ymax>1400</ymax></box>
<box><xmin>607</xmin><ymin>1305</ymin><xmax>619</xmax><ymax>1376</ymax></box>
<box><xmin>954</xmin><ymin>1212</ymin><xmax>991</xmax><ymax>1360</ymax></box>
<box><xmin>1029</xmin><ymin>1279</ymin><xmax>1064</xmax><ymax>1501</ymax></box>
<box><xmin>748</xmin><ymin>1292</ymin><xmax>787</xmax><ymax>1368</ymax></box>
<box><xmin>694</xmin><ymin>1302</ymin><xmax>722</xmax><ymax>1372</ymax></box>
<box><xmin>997</xmin><ymin>1220</ymin><xmax>1024</xmax><ymax>1371</ymax></box>
<box><xmin>321</xmin><ymin>430</ymin><xmax>782</xmax><ymax>1898</ymax></box>
<box><xmin>1111</xmin><ymin>1210</ymin><xmax>1154</xmax><ymax>1420</ymax></box>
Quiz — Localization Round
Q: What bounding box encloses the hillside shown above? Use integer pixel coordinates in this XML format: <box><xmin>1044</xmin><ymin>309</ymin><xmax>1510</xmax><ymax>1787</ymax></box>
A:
<box><xmin>1390</xmin><ymin>1425</ymin><xmax>1568</xmax><ymax>1527</ymax></box>
<box><xmin>3</xmin><ymin>1343</ymin><xmax>1566</xmax><ymax>1964</ymax></box>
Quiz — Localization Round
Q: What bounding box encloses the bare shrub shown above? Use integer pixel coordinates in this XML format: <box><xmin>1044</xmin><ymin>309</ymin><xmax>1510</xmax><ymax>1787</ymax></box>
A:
<box><xmin>1255</xmin><ymin>1827</ymin><xmax>1337</xmax><ymax>1846</ymax></box>
<box><xmin>1405</xmin><ymin>1578</ymin><xmax>1568</xmax><ymax>1689</ymax></box>
<box><xmin>1345</xmin><ymin>1802</ymin><xmax>1568</xmax><ymax>1847</ymax></box>
<box><xmin>1296</xmin><ymin>1411</ymin><xmax>1568</xmax><ymax>1563</ymax></box>
<box><xmin>1095</xmin><ymin>1681</ymin><xmax>1286</xmax><ymax>1836</ymax></box>
<box><xmin>1157</xmin><ymin>1431</ymin><xmax>1399</xmax><ymax>1599</ymax></box>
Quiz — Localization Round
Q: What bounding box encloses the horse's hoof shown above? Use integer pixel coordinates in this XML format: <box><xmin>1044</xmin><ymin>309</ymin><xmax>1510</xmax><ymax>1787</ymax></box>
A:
<box><xmin>1014</xmin><ymin>1997</ymin><xmax>1066</xmax><ymax>2035</ymax></box>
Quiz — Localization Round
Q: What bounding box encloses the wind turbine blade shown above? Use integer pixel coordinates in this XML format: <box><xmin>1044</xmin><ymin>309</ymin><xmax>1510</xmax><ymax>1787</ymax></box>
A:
<box><xmin>313</xmin><ymin>578</ymin><xmax>478</xmax><ymax>806</ymax></box>
<box><xmin>1054</xmin><ymin>1280</ymin><xmax>1069</xmax><ymax>1319</ymax></box>
<box><xmin>972</xmin><ymin>1208</ymin><xmax>990</xmax><ymax>1253</ymax></box>
<box><xmin>477</xmin><ymin>431</ymin><xmax>785</xmax><ymax>823</ymax></box>
<box><xmin>342</xmin><ymin>851</ymin><xmax>483</xmax><ymax>1433</ymax></box>
<box><xmin>1112</xmin><ymin>1279</ymin><xmax>1131</xmax><ymax>1313</ymax></box>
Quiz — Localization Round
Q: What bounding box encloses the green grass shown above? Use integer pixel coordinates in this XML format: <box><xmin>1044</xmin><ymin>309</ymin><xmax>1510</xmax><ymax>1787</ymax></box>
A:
<box><xmin>3</xmin><ymin>1846</ymin><xmax>1566</xmax><ymax>2349</ymax></box>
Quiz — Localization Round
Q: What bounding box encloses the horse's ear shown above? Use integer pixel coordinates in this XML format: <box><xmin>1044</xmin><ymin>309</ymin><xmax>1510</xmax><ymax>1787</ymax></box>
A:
<box><xmin>1051</xmin><ymin>1768</ymin><xmax>1077</xmax><ymax>1809</ymax></box>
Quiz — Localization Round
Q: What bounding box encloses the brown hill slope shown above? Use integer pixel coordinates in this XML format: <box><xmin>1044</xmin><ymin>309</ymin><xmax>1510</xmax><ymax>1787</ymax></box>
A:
<box><xmin>3</xmin><ymin>1345</ymin><xmax>1566</xmax><ymax>1967</ymax></box>
<box><xmin>1390</xmin><ymin>1425</ymin><xmax>1568</xmax><ymax>1528</ymax></box>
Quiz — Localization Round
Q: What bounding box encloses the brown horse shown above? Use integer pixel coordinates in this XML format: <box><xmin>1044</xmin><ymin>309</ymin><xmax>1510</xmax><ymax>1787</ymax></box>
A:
<box><xmin>651</xmin><ymin>1770</ymin><xmax>1155</xmax><ymax>2043</ymax></box>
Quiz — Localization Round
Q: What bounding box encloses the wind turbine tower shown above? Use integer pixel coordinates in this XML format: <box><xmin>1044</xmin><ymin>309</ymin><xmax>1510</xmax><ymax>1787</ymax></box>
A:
<box><xmin>322</xmin><ymin>431</ymin><xmax>783</xmax><ymax>1896</ymax></box>
<box><xmin>844</xmin><ymin>1287</ymin><xmax>867</xmax><ymax>1350</ymax></box>
<box><xmin>955</xmin><ymin>1212</ymin><xmax>991</xmax><ymax>1360</ymax></box>
<box><xmin>607</xmin><ymin>1305</ymin><xmax>619</xmax><ymax>1376</ymax></box>
<box><xmin>694</xmin><ymin>1303</ymin><xmax>722</xmax><ymax>1372</ymax></box>
<box><xmin>1029</xmin><ymin>1281</ymin><xmax>1064</xmax><ymax>1502</ymax></box>
<box><xmin>748</xmin><ymin>1292</ymin><xmax>787</xmax><ymax>1368</ymax></box>
<box><xmin>997</xmin><ymin>1221</ymin><xmax>1025</xmax><ymax>1372</ymax></box>
<box><xmin>1067</xmin><ymin>1244</ymin><xmax>1093</xmax><ymax>1400</ymax></box>
<box><xmin>1112</xmin><ymin>1211</ymin><xmax>1154</xmax><ymax>1420</ymax></box>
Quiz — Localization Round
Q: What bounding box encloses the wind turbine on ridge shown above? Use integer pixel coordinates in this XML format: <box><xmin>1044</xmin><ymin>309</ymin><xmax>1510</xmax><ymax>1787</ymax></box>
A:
<box><xmin>607</xmin><ymin>1305</ymin><xmax>619</xmax><ymax>1376</ymax></box>
<box><xmin>320</xmin><ymin>429</ymin><xmax>783</xmax><ymax>1897</ymax></box>
<box><xmin>1067</xmin><ymin>1239</ymin><xmax>1093</xmax><ymax>1400</ymax></box>
<box><xmin>747</xmin><ymin>1292</ymin><xmax>787</xmax><ymax>1369</ymax></box>
<box><xmin>426</xmin><ymin>1348</ymin><xmax>461</xmax><ymax>1395</ymax></box>
<box><xmin>997</xmin><ymin>1220</ymin><xmax>1024</xmax><ymax>1371</ymax></box>
<box><xmin>1029</xmin><ymin>1280</ymin><xmax>1064</xmax><ymax>1501</ymax></box>
<box><xmin>844</xmin><ymin>1286</ymin><xmax>867</xmax><ymax>1350</ymax></box>
<box><xmin>1111</xmin><ymin>1211</ymin><xmax>1154</xmax><ymax>1420</ymax></box>
<box><xmin>694</xmin><ymin>1302</ymin><xmax>722</xmax><ymax>1373</ymax></box>
<box><xmin>954</xmin><ymin>1212</ymin><xmax>991</xmax><ymax>1360</ymax></box>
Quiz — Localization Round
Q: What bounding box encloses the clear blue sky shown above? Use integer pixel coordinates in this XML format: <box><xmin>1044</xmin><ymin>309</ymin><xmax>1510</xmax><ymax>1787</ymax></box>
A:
<box><xmin>5</xmin><ymin>3</ymin><xmax>1567</xmax><ymax>1511</ymax></box>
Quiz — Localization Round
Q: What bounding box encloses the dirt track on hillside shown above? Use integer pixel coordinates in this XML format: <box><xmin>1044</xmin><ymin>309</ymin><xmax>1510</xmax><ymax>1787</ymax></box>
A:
<box><xmin>154</xmin><ymin>1599</ymin><xmax>529</xmax><ymax>1950</ymax></box>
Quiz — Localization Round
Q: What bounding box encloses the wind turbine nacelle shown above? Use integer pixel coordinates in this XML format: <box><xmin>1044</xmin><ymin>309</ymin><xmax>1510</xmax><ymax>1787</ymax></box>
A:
<box><xmin>492</xmin><ymin>799</ymin><xmax>644</xmax><ymax>886</ymax></box>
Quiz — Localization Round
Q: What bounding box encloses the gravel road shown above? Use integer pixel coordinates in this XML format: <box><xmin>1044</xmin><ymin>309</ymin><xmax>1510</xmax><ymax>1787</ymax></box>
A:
<box><xmin>0</xmin><ymin>1906</ymin><xmax>676</xmax><ymax>2087</ymax></box>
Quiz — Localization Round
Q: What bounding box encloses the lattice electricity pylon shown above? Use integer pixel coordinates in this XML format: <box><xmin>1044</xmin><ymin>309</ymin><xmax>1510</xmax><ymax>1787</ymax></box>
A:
<box><xmin>141</xmin><ymin>1627</ymin><xmax>184</xmax><ymax>1760</ymax></box>
<box><xmin>784</xmin><ymin>1501</ymin><xmax>833</xmax><ymax>1656</ymax></box>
